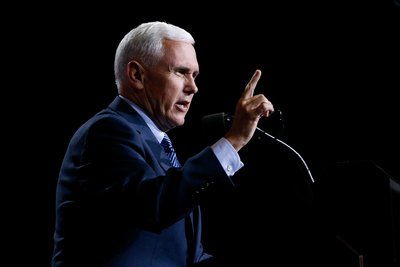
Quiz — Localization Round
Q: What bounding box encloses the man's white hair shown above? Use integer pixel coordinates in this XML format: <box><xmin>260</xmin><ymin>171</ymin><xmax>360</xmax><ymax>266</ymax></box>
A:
<box><xmin>114</xmin><ymin>21</ymin><xmax>195</xmax><ymax>88</ymax></box>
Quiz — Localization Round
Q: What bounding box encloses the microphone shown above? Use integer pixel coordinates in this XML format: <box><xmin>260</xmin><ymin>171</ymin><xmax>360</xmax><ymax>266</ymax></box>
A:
<box><xmin>201</xmin><ymin>111</ymin><xmax>315</xmax><ymax>183</ymax></box>
<box><xmin>201</xmin><ymin>110</ymin><xmax>282</xmax><ymax>141</ymax></box>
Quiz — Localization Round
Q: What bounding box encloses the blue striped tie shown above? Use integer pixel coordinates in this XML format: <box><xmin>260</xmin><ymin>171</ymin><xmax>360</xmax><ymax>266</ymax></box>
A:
<box><xmin>160</xmin><ymin>133</ymin><xmax>181</xmax><ymax>168</ymax></box>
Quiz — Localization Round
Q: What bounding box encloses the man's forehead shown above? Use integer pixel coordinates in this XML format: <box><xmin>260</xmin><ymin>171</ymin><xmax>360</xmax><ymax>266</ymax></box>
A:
<box><xmin>162</xmin><ymin>39</ymin><xmax>199</xmax><ymax>71</ymax></box>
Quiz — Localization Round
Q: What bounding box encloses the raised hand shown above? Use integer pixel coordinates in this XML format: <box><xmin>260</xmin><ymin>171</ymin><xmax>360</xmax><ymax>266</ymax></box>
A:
<box><xmin>225</xmin><ymin>70</ymin><xmax>274</xmax><ymax>151</ymax></box>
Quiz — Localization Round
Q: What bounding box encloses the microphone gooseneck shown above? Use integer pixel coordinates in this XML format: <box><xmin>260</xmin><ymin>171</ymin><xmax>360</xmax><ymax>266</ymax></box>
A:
<box><xmin>254</xmin><ymin>126</ymin><xmax>315</xmax><ymax>183</ymax></box>
<box><xmin>202</xmin><ymin>111</ymin><xmax>315</xmax><ymax>184</ymax></box>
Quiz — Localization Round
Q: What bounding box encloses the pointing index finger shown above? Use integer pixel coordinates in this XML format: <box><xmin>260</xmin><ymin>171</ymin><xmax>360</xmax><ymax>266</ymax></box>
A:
<box><xmin>242</xmin><ymin>70</ymin><xmax>262</xmax><ymax>99</ymax></box>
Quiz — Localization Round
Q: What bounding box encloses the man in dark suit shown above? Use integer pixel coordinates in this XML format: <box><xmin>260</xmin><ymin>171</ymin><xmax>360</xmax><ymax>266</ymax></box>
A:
<box><xmin>51</xmin><ymin>21</ymin><xmax>273</xmax><ymax>266</ymax></box>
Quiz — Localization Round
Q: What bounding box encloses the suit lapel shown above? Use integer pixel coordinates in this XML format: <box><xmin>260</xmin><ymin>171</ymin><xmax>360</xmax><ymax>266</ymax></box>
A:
<box><xmin>108</xmin><ymin>96</ymin><xmax>173</xmax><ymax>172</ymax></box>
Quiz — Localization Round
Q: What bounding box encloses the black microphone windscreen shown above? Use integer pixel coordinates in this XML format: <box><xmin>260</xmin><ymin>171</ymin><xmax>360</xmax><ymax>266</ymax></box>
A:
<box><xmin>201</xmin><ymin>112</ymin><xmax>231</xmax><ymax>144</ymax></box>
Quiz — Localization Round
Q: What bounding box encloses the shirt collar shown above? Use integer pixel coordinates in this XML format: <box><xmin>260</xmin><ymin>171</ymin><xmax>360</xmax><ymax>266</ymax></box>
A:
<box><xmin>119</xmin><ymin>95</ymin><xmax>165</xmax><ymax>143</ymax></box>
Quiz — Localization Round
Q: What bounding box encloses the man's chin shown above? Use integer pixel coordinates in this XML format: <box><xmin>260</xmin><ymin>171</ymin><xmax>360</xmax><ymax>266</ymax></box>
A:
<box><xmin>163</xmin><ymin>117</ymin><xmax>185</xmax><ymax>132</ymax></box>
<box><xmin>173</xmin><ymin>117</ymin><xmax>185</xmax><ymax>128</ymax></box>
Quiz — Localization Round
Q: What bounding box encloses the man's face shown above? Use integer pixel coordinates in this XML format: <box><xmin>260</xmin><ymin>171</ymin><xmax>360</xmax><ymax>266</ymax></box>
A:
<box><xmin>143</xmin><ymin>39</ymin><xmax>199</xmax><ymax>132</ymax></box>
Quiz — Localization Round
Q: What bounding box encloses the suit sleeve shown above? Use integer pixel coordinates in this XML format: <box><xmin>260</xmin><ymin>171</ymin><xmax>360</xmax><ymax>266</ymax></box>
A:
<box><xmin>61</xmin><ymin>115</ymin><xmax>233</xmax><ymax>231</ymax></box>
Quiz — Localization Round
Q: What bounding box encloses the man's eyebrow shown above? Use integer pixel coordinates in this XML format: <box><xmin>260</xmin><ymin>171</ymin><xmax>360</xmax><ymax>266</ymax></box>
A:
<box><xmin>172</xmin><ymin>66</ymin><xmax>190</xmax><ymax>72</ymax></box>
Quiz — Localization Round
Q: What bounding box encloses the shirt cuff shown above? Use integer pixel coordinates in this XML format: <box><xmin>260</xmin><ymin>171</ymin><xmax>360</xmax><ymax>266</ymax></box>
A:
<box><xmin>211</xmin><ymin>137</ymin><xmax>244</xmax><ymax>176</ymax></box>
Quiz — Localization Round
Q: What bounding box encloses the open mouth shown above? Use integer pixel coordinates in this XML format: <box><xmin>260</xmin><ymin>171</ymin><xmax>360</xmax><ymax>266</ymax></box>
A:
<box><xmin>175</xmin><ymin>101</ymin><xmax>190</xmax><ymax>112</ymax></box>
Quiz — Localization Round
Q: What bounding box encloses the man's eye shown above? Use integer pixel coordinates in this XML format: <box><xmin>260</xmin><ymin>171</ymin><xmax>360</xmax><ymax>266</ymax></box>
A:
<box><xmin>177</xmin><ymin>69</ymin><xmax>187</xmax><ymax>75</ymax></box>
<box><xmin>174</xmin><ymin>68</ymin><xmax>198</xmax><ymax>79</ymax></box>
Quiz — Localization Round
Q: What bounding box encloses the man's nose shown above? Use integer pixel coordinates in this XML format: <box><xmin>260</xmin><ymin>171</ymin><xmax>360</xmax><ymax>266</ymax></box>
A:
<box><xmin>184</xmin><ymin>77</ymin><xmax>198</xmax><ymax>94</ymax></box>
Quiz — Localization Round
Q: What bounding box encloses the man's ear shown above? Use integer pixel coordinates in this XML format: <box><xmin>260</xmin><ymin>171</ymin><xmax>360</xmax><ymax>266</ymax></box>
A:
<box><xmin>127</xmin><ymin>60</ymin><xmax>145</xmax><ymax>89</ymax></box>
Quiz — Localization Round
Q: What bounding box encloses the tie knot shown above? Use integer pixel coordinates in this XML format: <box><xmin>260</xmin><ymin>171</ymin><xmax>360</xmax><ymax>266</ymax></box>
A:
<box><xmin>161</xmin><ymin>134</ymin><xmax>174</xmax><ymax>154</ymax></box>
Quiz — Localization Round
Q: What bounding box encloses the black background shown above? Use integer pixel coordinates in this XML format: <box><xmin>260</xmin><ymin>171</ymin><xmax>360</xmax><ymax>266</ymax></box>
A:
<box><xmin>5</xmin><ymin>1</ymin><xmax>399</xmax><ymax>266</ymax></box>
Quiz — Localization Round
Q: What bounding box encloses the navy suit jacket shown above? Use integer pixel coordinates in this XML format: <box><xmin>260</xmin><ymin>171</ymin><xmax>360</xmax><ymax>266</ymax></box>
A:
<box><xmin>52</xmin><ymin>96</ymin><xmax>234</xmax><ymax>266</ymax></box>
